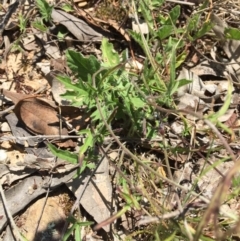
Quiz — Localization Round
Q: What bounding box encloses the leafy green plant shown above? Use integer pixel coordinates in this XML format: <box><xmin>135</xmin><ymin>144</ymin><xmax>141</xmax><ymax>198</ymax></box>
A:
<box><xmin>186</xmin><ymin>1</ymin><xmax>212</xmax><ymax>41</ymax></box>
<box><xmin>49</xmin><ymin>1</ymin><xmax>239</xmax><ymax>240</ymax></box>
<box><xmin>36</xmin><ymin>0</ymin><xmax>53</xmax><ymax>22</ymax></box>
<box><xmin>18</xmin><ymin>13</ymin><xmax>28</xmax><ymax>33</ymax></box>
<box><xmin>61</xmin><ymin>3</ymin><xmax>74</xmax><ymax>12</ymax></box>
<box><xmin>58</xmin><ymin>38</ymin><xmax>156</xmax><ymax>139</ymax></box>
<box><xmin>63</xmin><ymin>216</ymin><xmax>94</xmax><ymax>241</ymax></box>
<box><xmin>31</xmin><ymin>19</ymin><xmax>48</xmax><ymax>32</ymax></box>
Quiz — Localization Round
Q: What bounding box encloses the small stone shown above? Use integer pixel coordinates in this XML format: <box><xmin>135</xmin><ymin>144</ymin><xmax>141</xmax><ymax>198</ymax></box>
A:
<box><xmin>1</xmin><ymin>122</ymin><xmax>11</xmax><ymax>132</ymax></box>
<box><xmin>0</xmin><ymin>150</ymin><xmax>7</xmax><ymax>163</ymax></box>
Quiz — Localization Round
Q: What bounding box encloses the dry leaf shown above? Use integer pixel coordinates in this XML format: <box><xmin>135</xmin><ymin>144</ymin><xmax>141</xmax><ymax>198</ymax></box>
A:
<box><xmin>14</xmin><ymin>97</ymin><xmax>64</xmax><ymax>136</ymax></box>
<box><xmin>2</xmin><ymin>89</ymin><xmax>34</xmax><ymax>104</ymax></box>
<box><xmin>51</xmin><ymin>9</ymin><xmax>102</xmax><ymax>42</ymax></box>
<box><xmin>3</xmin><ymin>90</ymin><xmax>76</xmax><ymax>147</ymax></box>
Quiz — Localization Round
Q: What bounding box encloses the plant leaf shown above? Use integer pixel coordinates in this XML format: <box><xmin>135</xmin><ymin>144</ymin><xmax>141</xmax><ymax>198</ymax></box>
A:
<box><xmin>167</xmin><ymin>5</ymin><xmax>180</xmax><ymax>24</ymax></box>
<box><xmin>48</xmin><ymin>143</ymin><xmax>78</xmax><ymax>164</ymax></box>
<box><xmin>224</xmin><ymin>27</ymin><xmax>240</xmax><ymax>40</ymax></box>
<box><xmin>101</xmin><ymin>38</ymin><xmax>120</xmax><ymax>66</ymax></box>
<box><xmin>66</xmin><ymin>50</ymin><xmax>101</xmax><ymax>81</ymax></box>
<box><xmin>36</xmin><ymin>0</ymin><xmax>53</xmax><ymax>21</ymax></box>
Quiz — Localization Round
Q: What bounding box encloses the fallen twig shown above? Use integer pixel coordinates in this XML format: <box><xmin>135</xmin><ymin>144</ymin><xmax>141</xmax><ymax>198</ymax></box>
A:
<box><xmin>0</xmin><ymin>182</ymin><xmax>25</xmax><ymax>241</ymax></box>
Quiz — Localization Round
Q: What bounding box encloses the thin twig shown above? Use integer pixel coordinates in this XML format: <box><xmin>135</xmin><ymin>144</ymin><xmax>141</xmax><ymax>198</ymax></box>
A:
<box><xmin>0</xmin><ymin>135</ymin><xmax>82</xmax><ymax>141</ymax></box>
<box><xmin>138</xmin><ymin>210</ymin><xmax>182</xmax><ymax>225</ymax></box>
<box><xmin>0</xmin><ymin>105</ymin><xmax>14</xmax><ymax>116</ymax></box>
<box><xmin>166</xmin><ymin>0</ymin><xmax>195</xmax><ymax>5</ymax></box>
<box><xmin>33</xmin><ymin>173</ymin><xmax>53</xmax><ymax>238</ymax></box>
<box><xmin>0</xmin><ymin>182</ymin><xmax>24</xmax><ymax>241</ymax></box>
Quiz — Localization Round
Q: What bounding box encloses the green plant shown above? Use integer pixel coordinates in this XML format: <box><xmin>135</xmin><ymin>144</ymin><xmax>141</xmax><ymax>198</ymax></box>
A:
<box><xmin>18</xmin><ymin>13</ymin><xmax>28</xmax><ymax>33</ymax></box>
<box><xmin>57</xmin><ymin>38</ymin><xmax>157</xmax><ymax>139</ymax></box>
<box><xmin>36</xmin><ymin>0</ymin><xmax>53</xmax><ymax>22</ymax></box>
<box><xmin>32</xmin><ymin>0</ymin><xmax>52</xmax><ymax>32</ymax></box>
<box><xmin>63</xmin><ymin>216</ymin><xmax>94</xmax><ymax>241</ymax></box>
<box><xmin>31</xmin><ymin>19</ymin><xmax>48</xmax><ymax>32</ymax></box>
<box><xmin>50</xmin><ymin>0</ymin><xmax>240</xmax><ymax>240</ymax></box>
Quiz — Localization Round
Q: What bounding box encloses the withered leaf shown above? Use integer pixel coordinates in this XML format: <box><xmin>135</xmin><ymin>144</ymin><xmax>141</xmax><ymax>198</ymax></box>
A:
<box><xmin>2</xmin><ymin>89</ymin><xmax>34</xmax><ymax>104</ymax></box>
<box><xmin>3</xmin><ymin>90</ymin><xmax>77</xmax><ymax>147</ymax></box>
<box><xmin>14</xmin><ymin>97</ymin><xmax>66</xmax><ymax>136</ymax></box>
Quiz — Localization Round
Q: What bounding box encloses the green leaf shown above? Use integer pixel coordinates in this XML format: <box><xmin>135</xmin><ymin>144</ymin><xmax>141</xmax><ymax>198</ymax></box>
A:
<box><xmin>224</xmin><ymin>27</ymin><xmax>240</xmax><ymax>40</ymax></box>
<box><xmin>170</xmin><ymin>79</ymin><xmax>192</xmax><ymax>96</ymax></box>
<box><xmin>18</xmin><ymin>13</ymin><xmax>27</xmax><ymax>33</ymax></box>
<box><xmin>101</xmin><ymin>38</ymin><xmax>120</xmax><ymax>66</ymax></box>
<box><xmin>187</xmin><ymin>14</ymin><xmax>200</xmax><ymax>35</ymax></box>
<box><xmin>139</xmin><ymin>0</ymin><xmax>154</xmax><ymax>29</ymax></box>
<box><xmin>193</xmin><ymin>21</ymin><xmax>212</xmax><ymax>40</ymax></box>
<box><xmin>66</xmin><ymin>50</ymin><xmax>101</xmax><ymax>81</ymax></box>
<box><xmin>74</xmin><ymin>225</ymin><xmax>81</xmax><ymax>241</ymax></box>
<box><xmin>86</xmin><ymin>163</ymin><xmax>96</xmax><ymax>169</ymax></box>
<box><xmin>78</xmin><ymin>129</ymin><xmax>94</xmax><ymax>164</ymax></box>
<box><xmin>168</xmin><ymin>47</ymin><xmax>176</xmax><ymax>96</ymax></box>
<box><xmin>47</xmin><ymin>143</ymin><xmax>78</xmax><ymax>164</ymax></box>
<box><xmin>157</xmin><ymin>5</ymin><xmax>180</xmax><ymax>40</ymax></box>
<box><xmin>151</xmin><ymin>0</ymin><xmax>164</xmax><ymax>8</ymax></box>
<box><xmin>63</xmin><ymin>222</ymin><xmax>77</xmax><ymax>241</ymax></box>
<box><xmin>57</xmin><ymin>75</ymin><xmax>90</xmax><ymax>105</ymax></box>
<box><xmin>128</xmin><ymin>97</ymin><xmax>146</xmax><ymax>108</ymax></box>
<box><xmin>36</xmin><ymin>0</ymin><xmax>53</xmax><ymax>21</ymax></box>
<box><xmin>176</xmin><ymin>51</ymin><xmax>187</xmax><ymax>68</ymax></box>
<box><xmin>128</xmin><ymin>31</ymin><xmax>144</xmax><ymax>49</ymax></box>
<box><xmin>57</xmin><ymin>26</ymin><xmax>68</xmax><ymax>41</ymax></box>
<box><xmin>167</xmin><ymin>5</ymin><xmax>180</xmax><ymax>24</ymax></box>
<box><xmin>61</xmin><ymin>3</ymin><xmax>73</xmax><ymax>12</ymax></box>
<box><xmin>32</xmin><ymin>20</ymin><xmax>47</xmax><ymax>32</ymax></box>
<box><xmin>157</xmin><ymin>25</ymin><xmax>174</xmax><ymax>40</ymax></box>
<box><xmin>177</xmin><ymin>78</ymin><xmax>192</xmax><ymax>88</ymax></box>
<box><xmin>163</xmin><ymin>231</ymin><xmax>176</xmax><ymax>241</ymax></box>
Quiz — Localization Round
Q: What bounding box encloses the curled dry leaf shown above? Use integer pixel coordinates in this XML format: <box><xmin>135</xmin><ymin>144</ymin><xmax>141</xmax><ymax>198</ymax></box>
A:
<box><xmin>14</xmin><ymin>97</ymin><xmax>65</xmax><ymax>136</ymax></box>
<box><xmin>3</xmin><ymin>90</ymin><xmax>77</xmax><ymax>147</ymax></box>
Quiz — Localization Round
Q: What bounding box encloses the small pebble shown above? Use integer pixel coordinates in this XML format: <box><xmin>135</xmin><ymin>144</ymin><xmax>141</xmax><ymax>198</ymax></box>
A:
<box><xmin>1</xmin><ymin>122</ymin><xmax>11</xmax><ymax>132</ymax></box>
<box><xmin>0</xmin><ymin>150</ymin><xmax>8</xmax><ymax>163</ymax></box>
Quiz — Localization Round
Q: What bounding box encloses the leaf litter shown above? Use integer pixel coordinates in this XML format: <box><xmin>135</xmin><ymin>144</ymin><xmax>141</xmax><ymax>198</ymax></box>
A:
<box><xmin>1</xmin><ymin>0</ymin><xmax>240</xmax><ymax>240</ymax></box>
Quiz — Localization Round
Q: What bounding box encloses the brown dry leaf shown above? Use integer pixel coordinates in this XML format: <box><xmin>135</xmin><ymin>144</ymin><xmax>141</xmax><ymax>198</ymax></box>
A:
<box><xmin>14</xmin><ymin>97</ymin><xmax>76</xmax><ymax>148</ymax></box>
<box><xmin>3</xmin><ymin>90</ymin><xmax>76</xmax><ymax>147</ymax></box>
<box><xmin>172</xmin><ymin>157</ymin><xmax>234</xmax><ymax>205</ymax></box>
<box><xmin>50</xmin><ymin>58</ymin><xmax>67</xmax><ymax>72</ymax></box>
<box><xmin>51</xmin><ymin>9</ymin><xmax>102</xmax><ymax>42</ymax></box>
<box><xmin>190</xmin><ymin>60</ymin><xmax>226</xmax><ymax>77</ymax></box>
<box><xmin>5</xmin><ymin>113</ymin><xmax>37</xmax><ymax>146</ymax></box>
<box><xmin>157</xmin><ymin>166</ymin><xmax>166</xmax><ymax>178</ymax></box>
<box><xmin>14</xmin><ymin>97</ymin><xmax>64</xmax><ymax>136</ymax></box>
<box><xmin>2</xmin><ymin>89</ymin><xmax>34</xmax><ymax>104</ymax></box>
<box><xmin>21</xmin><ymin>35</ymin><xmax>39</xmax><ymax>51</ymax></box>
<box><xmin>217</xmin><ymin>109</ymin><xmax>236</xmax><ymax>124</ymax></box>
